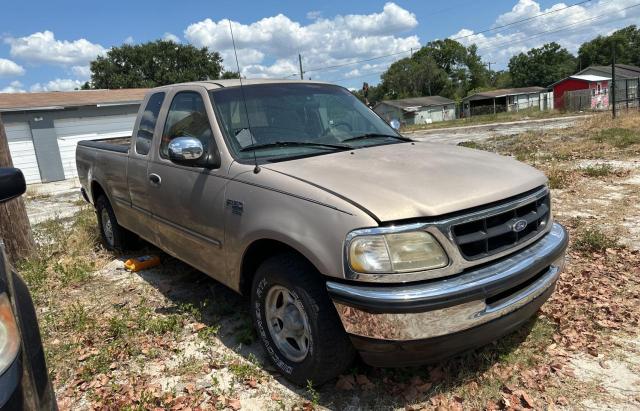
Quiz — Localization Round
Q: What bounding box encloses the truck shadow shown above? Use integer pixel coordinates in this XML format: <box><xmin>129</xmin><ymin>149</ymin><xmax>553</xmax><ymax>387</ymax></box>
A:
<box><xmin>131</xmin><ymin>248</ymin><xmax>538</xmax><ymax>409</ymax></box>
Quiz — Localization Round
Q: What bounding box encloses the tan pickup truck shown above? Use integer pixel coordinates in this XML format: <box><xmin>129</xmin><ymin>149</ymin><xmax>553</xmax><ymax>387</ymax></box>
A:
<box><xmin>76</xmin><ymin>80</ymin><xmax>568</xmax><ymax>385</ymax></box>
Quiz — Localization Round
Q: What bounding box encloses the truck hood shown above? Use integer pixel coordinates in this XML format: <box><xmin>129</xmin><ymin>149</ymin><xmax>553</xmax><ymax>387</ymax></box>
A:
<box><xmin>263</xmin><ymin>142</ymin><xmax>547</xmax><ymax>222</ymax></box>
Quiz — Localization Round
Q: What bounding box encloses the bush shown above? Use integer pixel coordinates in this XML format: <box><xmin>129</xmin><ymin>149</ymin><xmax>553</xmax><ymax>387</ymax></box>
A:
<box><xmin>581</xmin><ymin>163</ymin><xmax>615</xmax><ymax>178</ymax></box>
<box><xmin>573</xmin><ymin>227</ymin><xmax>619</xmax><ymax>253</ymax></box>
<box><xmin>546</xmin><ymin>168</ymin><xmax>570</xmax><ymax>189</ymax></box>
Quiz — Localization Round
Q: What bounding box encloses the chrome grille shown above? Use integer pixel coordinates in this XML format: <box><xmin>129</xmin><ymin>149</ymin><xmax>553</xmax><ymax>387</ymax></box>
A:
<box><xmin>452</xmin><ymin>192</ymin><xmax>550</xmax><ymax>260</ymax></box>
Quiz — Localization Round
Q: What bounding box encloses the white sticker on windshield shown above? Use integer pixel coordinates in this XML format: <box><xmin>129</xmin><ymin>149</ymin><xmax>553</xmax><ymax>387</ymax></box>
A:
<box><xmin>236</xmin><ymin>129</ymin><xmax>255</xmax><ymax>148</ymax></box>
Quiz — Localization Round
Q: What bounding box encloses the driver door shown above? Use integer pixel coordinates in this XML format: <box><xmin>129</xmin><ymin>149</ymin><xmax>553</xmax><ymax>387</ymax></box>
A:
<box><xmin>146</xmin><ymin>87</ymin><xmax>228</xmax><ymax>281</ymax></box>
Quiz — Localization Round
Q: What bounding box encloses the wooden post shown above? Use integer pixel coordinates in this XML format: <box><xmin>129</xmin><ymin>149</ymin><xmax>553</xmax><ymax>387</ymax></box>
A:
<box><xmin>0</xmin><ymin>115</ymin><xmax>35</xmax><ymax>266</ymax></box>
<box><xmin>493</xmin><ymin>98</ymin><xmax>496</xmax><ymax>115</ymax></box>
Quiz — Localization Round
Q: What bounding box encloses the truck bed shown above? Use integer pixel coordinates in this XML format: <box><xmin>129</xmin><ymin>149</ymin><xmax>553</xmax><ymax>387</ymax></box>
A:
<box><xmin>77</xmin><ymin>136</ymin><xmax>131</xmax><ymax>153</ymax></box>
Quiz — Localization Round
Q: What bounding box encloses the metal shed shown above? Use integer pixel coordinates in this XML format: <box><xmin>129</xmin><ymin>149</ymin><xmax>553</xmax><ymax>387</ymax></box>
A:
<box><xmin>461</xmin><ymin>87</ymin><xmax>553</xmax><ymax>117</ymax></box>
<box><xmin>373</xmin><ymin>96</ymin><xmax>456</xmax><ymax>126</ymax></box>
<box><xmin>0</xmin><ymin>89</ymin><xmax>147</xmax><ymax>183</ymax></box>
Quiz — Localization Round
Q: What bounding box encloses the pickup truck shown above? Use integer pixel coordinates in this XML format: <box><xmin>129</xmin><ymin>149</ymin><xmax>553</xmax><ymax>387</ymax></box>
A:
<box><xmin>76</xmin><ymin>80</ymin><xmax>568</xmax><ymax>385</ymax></box>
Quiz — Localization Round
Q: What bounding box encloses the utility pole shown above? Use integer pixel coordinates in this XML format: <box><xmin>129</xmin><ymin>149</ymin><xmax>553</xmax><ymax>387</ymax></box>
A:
<box><xmin>611</xmin><ymin>43</ymin><xmax>616</xmax><ymax>119</ymax></box>
<box><xmin>485</xmin><ymin>61</ymin><xmax>496</xmax><ymax>72</ymax></box>
<box><xmin>298</xmin><ymin>54</ymin><xmax>304</xmax><ymax>80</ymax></box>
<box><xmin>0</xmin><ymin>116</ymin><xmax>35</xmax><ymax>266</ymax></box>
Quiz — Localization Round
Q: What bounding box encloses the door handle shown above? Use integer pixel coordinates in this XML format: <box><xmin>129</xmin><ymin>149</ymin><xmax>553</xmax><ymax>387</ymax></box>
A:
<box><xmin>148</xmin><ymin>173</ymin><xmax>161</xmax><ymax>186</ymax></box>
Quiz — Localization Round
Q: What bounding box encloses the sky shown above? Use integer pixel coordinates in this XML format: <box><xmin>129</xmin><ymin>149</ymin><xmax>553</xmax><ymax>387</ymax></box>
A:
<box><xmin>1</xmin><ymin>0</ymin><xmax>639</xmax><ymax>93</ymax></box>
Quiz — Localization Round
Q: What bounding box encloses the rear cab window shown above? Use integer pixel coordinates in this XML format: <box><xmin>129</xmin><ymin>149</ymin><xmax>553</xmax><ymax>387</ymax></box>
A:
<box><xmin>135</xmin><ymin>92</ymin><xmax>165</xmax><ymax>155</ymax></box>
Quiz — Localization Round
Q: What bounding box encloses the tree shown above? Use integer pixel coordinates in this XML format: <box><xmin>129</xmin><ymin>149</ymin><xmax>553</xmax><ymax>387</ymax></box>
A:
<box><xmin>85</xmin><ymin>40</ymin><xmax>224</xmax><ymax>89</ymax></box>
<box><xmin>377</xmin><ymin>39</ymin><xmax>491</xmax><ymax>100</ymax></box>
<box><xmin>508</xmin><ymin>42</ymin><xmax>576</xmax><ymax>87</ymax></box>
<box><xmin>0</xmin><ymin>117</ymin><xmax>35</xmax><ymax>266</ymax></box>
<box><xmin>577</xmin><ymin>25</ymin><xmax>640</xmax><ymax>68</ymax></box>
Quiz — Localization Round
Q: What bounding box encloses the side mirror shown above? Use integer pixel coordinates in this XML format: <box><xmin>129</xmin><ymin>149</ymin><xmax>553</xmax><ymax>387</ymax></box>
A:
<box><xmin>168</xmin><ymin>137</ymin><xmax>204</xmax><ymax>164</ymax></box>
<box><xmin>389</xmin><ymin>118</ymin><xmax>401</xmax><ymax>130</ymax></box>
<box><xmin>0</xmin><ymin>168</ymin><xmax>26</xmax><ymax>203</ymax></box>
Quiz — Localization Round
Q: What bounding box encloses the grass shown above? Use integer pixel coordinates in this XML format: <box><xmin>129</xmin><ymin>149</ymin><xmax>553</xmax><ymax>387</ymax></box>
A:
<box><xmin>593</xmin><ymin>128</ymin><xmax>640</xmax><ymax>148</ymax></box>
<box><xmin>573</xmin><ymin>226</ymin><xmax>620</xmax><ymax>254</ymax></box>
<box><xmin>581</xmin><ymin>163</ymin><xmax>616</xmax><ymax>178</ymax></box>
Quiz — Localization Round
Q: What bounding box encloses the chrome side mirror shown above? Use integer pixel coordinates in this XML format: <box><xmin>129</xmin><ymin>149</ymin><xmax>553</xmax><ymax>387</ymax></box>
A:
<box><xmin>168</xmin><ymin>137</ymin><xmax>204</xmax><ymax>163</ymax></box>
<box><xmin>389</xmin><ymin>118</ymin><xmax>401</xmax><ymax>130</ymax></box>
<box><xmin>0</xmin><ymin>168</ymin><xmax>26</xmax><ymax>203</ymax></box>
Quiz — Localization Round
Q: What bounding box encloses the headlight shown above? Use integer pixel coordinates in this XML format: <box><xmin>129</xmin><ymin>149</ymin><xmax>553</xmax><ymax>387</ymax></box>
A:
<box><xmin>0</xmin><ymin>293</ymin><xmax>20</xmax><ymax>375</ymax></box>
<box><xmin>349</xmin><ymin>231</ymin><xmax>448</xmax><ymax>273</ymax></box>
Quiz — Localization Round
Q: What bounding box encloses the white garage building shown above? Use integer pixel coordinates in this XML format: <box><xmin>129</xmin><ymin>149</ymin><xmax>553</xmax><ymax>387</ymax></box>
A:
<box><xmin>373</xmin><ymin>96</ymin><xmax>456</xmax><ymax>126</ymax></box>
<box><xmin>0</xmin><ymin>89</ymin><xmax>147</xmax><ymax>183</ymax></box>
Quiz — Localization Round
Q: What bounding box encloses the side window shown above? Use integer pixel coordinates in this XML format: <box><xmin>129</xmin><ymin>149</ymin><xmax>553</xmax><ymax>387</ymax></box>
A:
<box><xmin>160</xmin><ymin>91</ymin><xmax>213</xmax><ymax>160</ymax></box>
<box><xmin>135</xmin><ymin>92</ymin><xmax>165</xmax><ymax>155</ymax></box>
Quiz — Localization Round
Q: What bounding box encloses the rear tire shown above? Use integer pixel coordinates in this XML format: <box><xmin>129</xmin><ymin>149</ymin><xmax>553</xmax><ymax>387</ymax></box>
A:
<box><xmin>251</xmin><ymin>253</ymin><xmax>355</xmax><ymax>386</ymax></box>
<box><xmin>95</xmin><ymin>195</ymin><xmax>137</xmax><ymax>252</ymax></box>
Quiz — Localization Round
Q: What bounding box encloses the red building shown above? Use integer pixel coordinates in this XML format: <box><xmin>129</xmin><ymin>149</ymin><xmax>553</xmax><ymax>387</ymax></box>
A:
<box><xmin>551</xmin><ymin>75</ymin><xmax>610</xmax><ymax>111</ymax></box>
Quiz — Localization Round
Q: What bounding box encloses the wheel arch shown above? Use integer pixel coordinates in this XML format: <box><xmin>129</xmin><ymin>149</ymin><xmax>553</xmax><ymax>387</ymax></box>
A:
<box><xmin>239</xmin><ymin>238</ymin><xmax>321</xmax><ymax>296</ymax></box>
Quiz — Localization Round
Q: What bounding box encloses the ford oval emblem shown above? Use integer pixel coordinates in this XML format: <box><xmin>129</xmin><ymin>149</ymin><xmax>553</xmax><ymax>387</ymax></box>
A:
<box><xmin>513</xmin><ymin>219</ymin><xmax>528</xmax><ymax>232</ymax></box>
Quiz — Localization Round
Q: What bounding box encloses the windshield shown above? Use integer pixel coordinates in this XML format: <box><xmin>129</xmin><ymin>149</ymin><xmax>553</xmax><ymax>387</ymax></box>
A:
<box><xmin>209</xmin><ymin>83</ymin><xmax>403</xmax><ymax>162</ymax></box>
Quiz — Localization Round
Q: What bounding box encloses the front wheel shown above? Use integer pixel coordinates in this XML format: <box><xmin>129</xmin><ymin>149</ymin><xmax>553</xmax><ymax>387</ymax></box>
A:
<box><xmin>251</xmin><ymin>254</ymin><xmax>355</xmax><ymax>386</ymax></box>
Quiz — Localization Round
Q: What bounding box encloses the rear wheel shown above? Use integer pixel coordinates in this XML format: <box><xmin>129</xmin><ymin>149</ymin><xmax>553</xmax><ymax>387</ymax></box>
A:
<box><xmin>95</xmin><ymin>195</ymin><xmax>137</xmax><ymax>252</ymax></box>
<box><xmin>251</xmin><ymin>253</ymin><xmax>355</xmax><ymax>386</ymax></box>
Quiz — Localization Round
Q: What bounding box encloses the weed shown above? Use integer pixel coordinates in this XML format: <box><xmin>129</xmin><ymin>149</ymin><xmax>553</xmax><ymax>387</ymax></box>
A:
<box><xmin>229</xmin><ymin>355</ymin><xmax>262</xmax><ymax>383</ymax></box>
<box><xmin>546</xmin><ymin>168</ymin><xmax>571</xmax><ymax>189</ymax></box>
<box><xmin>61</xmin><ymin>303</ymin><xmax>93</xmax><ymax>333</ymax></box>
<box><xmin>306</xmin><ymin>380</ymin><xmax>320</xmax><ymax>407</ymax></box>
<box><xmin>593</xmin><ymin>127</ymin><xmax>640</xmax><ymax>148</ymax></box>
<box><xmin>573</xmin><ymin>227</ymin><xmax>619</xmax><ymax>253</ymax></box>
<box><xmin>53</xmin><ymin>260</ymin><xmax>94</xmax><ymax>286</ymax></box>
<box><xmin>457</xmin><ymin>141</ymin><xmax>482</xmax><ymax>149</ymax></box>
<box><xmin>580</xmin><ymin>163</ymin><xmax>615</xmax><ymax>178</ymax></box>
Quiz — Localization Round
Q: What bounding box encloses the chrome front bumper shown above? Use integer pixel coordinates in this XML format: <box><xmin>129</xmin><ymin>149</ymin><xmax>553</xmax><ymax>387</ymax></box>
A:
<box><xmin>327</xmin><ymin>223</ymin><xmax>568</xmax><ymax>342</ymax></box>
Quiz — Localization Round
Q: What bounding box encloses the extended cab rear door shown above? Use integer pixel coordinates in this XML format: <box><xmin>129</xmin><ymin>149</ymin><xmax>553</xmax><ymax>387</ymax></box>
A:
<box><xmin>122</xmin><ymin>91</ymin><xmax>166</xmax><ymax>243</ymax></box>
<box><xmin>145</xmin><ymin>86</ymin><xmax>228</xmax><ymax>284</ymax></box>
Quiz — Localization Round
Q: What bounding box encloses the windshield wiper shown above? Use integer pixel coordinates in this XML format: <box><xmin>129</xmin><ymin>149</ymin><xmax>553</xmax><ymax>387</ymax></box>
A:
<box><xmin>341</xmin><ymin>133</ymin><xmax>413</xmax><ymax>143</ymax></box>
<box><xmin>239</xmin><ymin>141</ymin><xmax>352</xmax><ymax>152</ymax></box>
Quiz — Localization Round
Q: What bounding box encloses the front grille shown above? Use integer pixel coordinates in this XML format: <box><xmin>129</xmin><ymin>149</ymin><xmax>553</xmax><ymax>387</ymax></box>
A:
<box><xmin>452</xmin><ymin>192</ymin><xmax>550</xmax><ymax>260</ymax></box>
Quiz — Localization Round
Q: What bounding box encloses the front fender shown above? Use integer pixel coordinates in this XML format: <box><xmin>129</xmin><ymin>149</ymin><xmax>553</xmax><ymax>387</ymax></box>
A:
<box><xmin>223</xmin><ymin>168</ymin><xmax>376</xmax><ymax>291</ymax></box>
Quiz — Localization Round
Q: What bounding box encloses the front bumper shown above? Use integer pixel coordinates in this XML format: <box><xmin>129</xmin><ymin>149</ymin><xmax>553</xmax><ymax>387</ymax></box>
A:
<box><xmin>327</xmin><ymin>222</ymin><xmax>568</xmax><ymax>366</ymax></box>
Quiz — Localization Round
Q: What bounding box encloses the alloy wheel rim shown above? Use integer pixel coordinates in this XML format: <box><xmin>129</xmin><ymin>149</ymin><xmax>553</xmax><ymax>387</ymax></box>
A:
<box><xmin>265</xmin><ymin>285</ymin><xmax>311</xmax><ymax>363</ymax></box>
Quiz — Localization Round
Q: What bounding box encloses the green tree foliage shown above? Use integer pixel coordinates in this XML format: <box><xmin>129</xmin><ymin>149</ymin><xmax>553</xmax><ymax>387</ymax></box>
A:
<box><xmin>508</xmin><ymin>42</ymin><xmax>576</xmax><ymax>87</ymax></box>
<box><xmin>85</xmin><ymin>40</ymin><xmax>224</xmax><ymax>89</ymax></box>
<box><xmin>372</xmin><ymin>39</ymin><xmax>490</xmax><ymax>102</ymax></box>
<box><xmin>577</xmin><ymin>25</ymin><xmax>640</xmax><ymax>67</ymax></box>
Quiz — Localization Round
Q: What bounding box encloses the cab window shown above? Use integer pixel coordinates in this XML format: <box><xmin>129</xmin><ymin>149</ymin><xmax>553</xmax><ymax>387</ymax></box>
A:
<box><xmin>160</xmin><ymin>91</ymin><xmax>213</xmax><ymax>160</ymax></box>
<box><xmin>135</xmin><ymin>92</ymin><xmax>165</xmax><ymax>155</ymax></box>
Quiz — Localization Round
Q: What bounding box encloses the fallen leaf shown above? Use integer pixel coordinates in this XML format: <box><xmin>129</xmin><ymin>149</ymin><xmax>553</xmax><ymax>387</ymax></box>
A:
<box><xmin>335</xmin><ymin>375</ymin><xmax>354</xmax><ymax>391</ymax></box>
<box><xmin>226</xmin><ymin>398</ymin><xmax>241</xmax><ymax>410</ymax></box>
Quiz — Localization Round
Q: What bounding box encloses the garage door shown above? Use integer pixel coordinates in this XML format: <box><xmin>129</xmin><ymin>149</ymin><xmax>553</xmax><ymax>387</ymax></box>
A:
<box><xmin>5</xmin><ymin>122</ymin><xmax>41</xmax><ymax>184</ymax></box>
<box><xmin>55</xmin><ymin>114</ymin><xmax>137</xmax><ymax>179</ymax></box>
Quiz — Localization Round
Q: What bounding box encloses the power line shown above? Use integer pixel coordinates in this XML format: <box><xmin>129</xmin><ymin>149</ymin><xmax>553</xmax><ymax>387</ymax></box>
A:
<box><xmin>474</xmin><ymin>2</ymin><xmax>640</xmax><ymax>52</ymax></box>
<box><xmin>304</xmin><ymin>0</ymin><xmax>595</xmax><ymax>74</ymax></box>
<box><xmin>328</xmin><ymin>3</ymin><xmax>640</xmax><ymax>82</ymax></box>
<box><xmin>325</xmin><ymin>3</ymin><xmax>640</xmax><ymax>84</ymax></box>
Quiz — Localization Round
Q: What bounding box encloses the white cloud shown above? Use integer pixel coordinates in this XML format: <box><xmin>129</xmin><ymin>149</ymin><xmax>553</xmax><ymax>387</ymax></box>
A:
<box><xmin>30</xmin><ymin>78</ymin><xmax>84</xmax><ymax>92</ymax></box>
<box><xmin>163</xmin><ymin>32</ymin><xmax>181</xmax><ymax>43</ymax></box>
<box><xmin>306</xmin><ymin>10</ymin><xmax>322</xmax><ymax>20</ymax></box>
<box><xmin>183</xmin><ymin>3</ymin><xmax>420</xmax><ymax>80</ymax></box>
<box><xmin>451</xmin><ymin>0</ymin><xmax>640</xmax><ymax>67</ymax></box>
<box><xmin>0</xmin><ymin>80</ymin><xmax>26</xmax><ymax>93</ymax></box>
<box><xmin>71</xmin><ymin>65</ymin><xmax>91</xmax><ymax>78</ymax></box>
<box><xmin>124</xmin><ymin>36</ymin><xmax>135</xmax><ymax>45</ymax></box>
<box><xmin>6</xmin><ymin>30</ymin><xmax>107</xmax><ymax>66</ymax></box>
<box><xmin>0</xmin><ymin>58</ymin><xmax>25</xmax><ymax>77</ymax></box>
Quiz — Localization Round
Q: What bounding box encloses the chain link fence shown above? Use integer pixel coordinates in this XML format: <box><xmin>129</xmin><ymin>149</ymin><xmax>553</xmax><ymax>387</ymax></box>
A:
<box><xmin>564</xmin><ymin>77</ymin><xmax>639</xmax><ymax>112</ymax></box>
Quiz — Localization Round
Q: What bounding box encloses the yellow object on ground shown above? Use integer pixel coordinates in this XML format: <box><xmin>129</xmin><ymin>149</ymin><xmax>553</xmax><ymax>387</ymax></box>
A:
<box><xmin>124</xmin><ymin>255</ymin><xmax>161</xmax><ymax>272</ymax></box>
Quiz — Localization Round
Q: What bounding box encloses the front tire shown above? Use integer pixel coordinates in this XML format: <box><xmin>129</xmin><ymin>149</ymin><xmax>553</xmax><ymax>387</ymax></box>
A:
<box><xmin>251</xmin><ymin>253</ymin><xmax>355</xmax><ymax>386</ymax></box>
<box><xmin>95</xmin><ymin>195</ymin><xmax>136</xmax><ymax>252</ymax></box>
